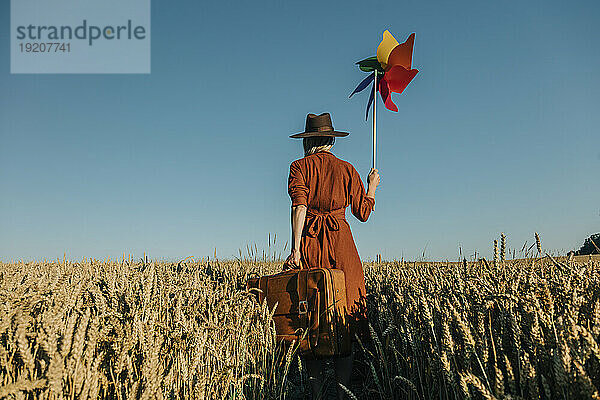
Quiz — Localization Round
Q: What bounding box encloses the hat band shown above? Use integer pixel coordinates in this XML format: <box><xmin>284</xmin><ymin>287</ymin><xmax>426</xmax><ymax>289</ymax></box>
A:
<box><xmin>305</xmin><ymin>126</ymin><xmax>334</xmax><ymax>133</ymax></box>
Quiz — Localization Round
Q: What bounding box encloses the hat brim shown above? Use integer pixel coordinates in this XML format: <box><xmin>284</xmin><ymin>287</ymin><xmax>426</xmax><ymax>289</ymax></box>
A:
<box><xmin>289</xmin><ymin>131</ymin><xmax>349</xmax><ymax>138</ymax></box>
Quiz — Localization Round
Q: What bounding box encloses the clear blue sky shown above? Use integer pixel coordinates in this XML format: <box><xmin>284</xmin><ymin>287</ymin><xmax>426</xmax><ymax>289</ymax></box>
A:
<box><xmin>1</xmin><ymin>0</ymin><xmax>598</xmax><ymax>262</ymax></box>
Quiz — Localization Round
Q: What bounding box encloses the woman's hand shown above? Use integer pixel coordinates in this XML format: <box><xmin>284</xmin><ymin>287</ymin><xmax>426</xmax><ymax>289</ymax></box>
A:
<box><xmin>283</xmin><ymin>248</ymin><xmax>302</xmax><ymax>270</ymax></box>
<box><xmin>367</xmin><ymin>168</ymin><xmax>380</xmax><ymax>198</ymax></box>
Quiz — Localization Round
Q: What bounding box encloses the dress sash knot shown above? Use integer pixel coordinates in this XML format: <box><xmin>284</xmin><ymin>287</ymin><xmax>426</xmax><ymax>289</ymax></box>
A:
<box><xmin>302</xmin><ymin>207</ymin><xmax>346</xmax><ymax>268</ymax></box>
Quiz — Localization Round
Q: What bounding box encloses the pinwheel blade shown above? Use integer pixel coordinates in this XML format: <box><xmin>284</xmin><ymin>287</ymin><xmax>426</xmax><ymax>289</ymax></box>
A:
<box><xmin>384</xmin><ymin>65</ymin><xmax>419</xmax><ymax>94</ymax></box>
<box><xmin>376</xmin><ymin>30</ymin><xmax>400</xmax><ymax>69</ymax></box>
<box><xmin>365</xmin><ymin>81</ymin><xmax>375</xmax><ymax>120</ymax></box>
<box><xmin>349</xmin><ymin>73</ymin><xmax>375</xmax><ymax>98</ymax></box>
<box><xmin>385</xmin><ymin>33</ymin><xmax>415</xmax><ymax>71</ymax></box>
<box><xmin>379</xmin><ymin>76</ymin><xmax>398</xmax><ymax>112</ymax></box>
<box><xmin>356</xmin><ymin>56</ymin><xmax>384</xmax><ymax>73</ymax></box>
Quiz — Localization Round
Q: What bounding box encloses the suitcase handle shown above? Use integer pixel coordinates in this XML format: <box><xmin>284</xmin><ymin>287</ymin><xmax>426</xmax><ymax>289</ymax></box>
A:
<box><xmin>282</xmin><ymin>257</ymin><xmax>305</xmax><ymax>271</ymax></box>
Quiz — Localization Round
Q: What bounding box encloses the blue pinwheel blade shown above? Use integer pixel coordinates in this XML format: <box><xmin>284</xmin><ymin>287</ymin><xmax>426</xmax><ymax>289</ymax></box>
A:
<box><xmin>365</xmin><ymin>81</ymin><xmax>375</xmax><ymax>120</ymax></box>
<box><xmin>349</xmin><ymin>73</ymin><xmax>375</xmax><ymax>98</ymax></box>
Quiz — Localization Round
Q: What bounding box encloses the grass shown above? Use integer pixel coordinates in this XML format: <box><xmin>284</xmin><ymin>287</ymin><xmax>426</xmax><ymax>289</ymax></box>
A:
<box><xmin>1</xmin><ymin>251</ymin><xmax>599</xmax><ymax>399</ymax></box>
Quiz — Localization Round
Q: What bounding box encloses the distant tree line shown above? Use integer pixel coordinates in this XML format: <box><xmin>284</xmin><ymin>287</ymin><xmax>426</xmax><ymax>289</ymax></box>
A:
<box><xmin>575</xmin><ymin>233</ymin><xmax>600</xmax><ymax>255</ymax></box>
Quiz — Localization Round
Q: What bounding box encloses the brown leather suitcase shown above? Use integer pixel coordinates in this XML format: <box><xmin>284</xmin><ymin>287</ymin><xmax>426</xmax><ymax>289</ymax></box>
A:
<box><xmin>247</xmin><ymin>267</ymin><xmax>351</xmax><ymax>358</ymax></box>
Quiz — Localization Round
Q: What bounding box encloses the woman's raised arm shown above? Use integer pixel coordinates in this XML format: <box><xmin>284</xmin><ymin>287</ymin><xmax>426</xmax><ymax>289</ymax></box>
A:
<box><xmin>350</xmin><ymin>167</ymin><xmax>379</xmax><ymax>222</ymax></box>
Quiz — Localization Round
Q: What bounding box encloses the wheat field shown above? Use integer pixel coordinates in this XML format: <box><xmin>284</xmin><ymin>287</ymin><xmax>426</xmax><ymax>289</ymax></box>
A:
<box><xmin>1</xmin><ymin>250</ymin><xmax>599</xmax><ymax>399</ymax></box>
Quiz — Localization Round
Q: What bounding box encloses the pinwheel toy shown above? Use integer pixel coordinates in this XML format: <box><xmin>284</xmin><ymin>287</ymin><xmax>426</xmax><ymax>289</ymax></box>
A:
<box><xmin>349</xmin><ymin>30</ymin><xmax>419</xmax><ymax>168</ymax></box>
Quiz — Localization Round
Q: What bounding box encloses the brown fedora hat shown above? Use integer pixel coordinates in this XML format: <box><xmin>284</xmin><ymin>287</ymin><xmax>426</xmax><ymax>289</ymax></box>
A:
<box><xmin>290</xmin><ymin>112</ymin><xmax>350</xmax><ymax>138</ymax></box>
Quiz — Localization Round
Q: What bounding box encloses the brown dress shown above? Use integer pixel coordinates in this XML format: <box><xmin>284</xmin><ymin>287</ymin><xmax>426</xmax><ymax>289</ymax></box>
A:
<box><xmin>287</xmin><ymin>150</ymin><xmax>375</xmax><ymax>340</ymax></box>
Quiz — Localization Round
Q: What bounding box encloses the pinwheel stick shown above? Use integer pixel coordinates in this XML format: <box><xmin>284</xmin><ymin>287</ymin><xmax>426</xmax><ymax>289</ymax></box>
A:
<box><xmin>372</xmin><ymin>70</ymin><xmax>377</xmax><ymax>211</ymax></box>
<box><xmin>372</xmin><ymin>70</ymin><xmax>377</xmax><ymax>169</ymax></box>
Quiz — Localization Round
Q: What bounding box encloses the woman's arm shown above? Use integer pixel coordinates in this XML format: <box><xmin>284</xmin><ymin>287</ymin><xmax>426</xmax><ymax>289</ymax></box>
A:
<box><xmin>366</xmin><ymin>168</ymin><xmax>380</xmax><ymax>199</ymax></box>
<box><xmin>286</xmin><ymin>160</ymin><xmax>308</xmax><ymax>268</ymax></box>
<box><xmin>291</xmin><ymin>204</ymin><xmax>307</xmax><ymax>251</ymax></box>
<box><xmin>285</xmin><ymin>204</ymin><xmax>306</xmax><ymax>268</ymax></box>
<box><xmin>350</xmin><ymin>167</ymin><xmax>380</xmax><ymax>222</ymax></box>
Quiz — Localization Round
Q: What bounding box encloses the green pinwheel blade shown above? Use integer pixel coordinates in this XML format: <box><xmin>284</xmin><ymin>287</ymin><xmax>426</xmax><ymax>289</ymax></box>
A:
<box><xmin>359</xmin><ymin>65</ymin><xmax>375</xmax><ymax>72</ymax></box>
<box><xmin>356</xmin><ymin>56</ymin><xmax>384</xmax><ymax>73</ymax></box>
<box><xmin>356</xmin><ymin>56</ymin><xmax>378</xmax><ymax>65</ymax></box>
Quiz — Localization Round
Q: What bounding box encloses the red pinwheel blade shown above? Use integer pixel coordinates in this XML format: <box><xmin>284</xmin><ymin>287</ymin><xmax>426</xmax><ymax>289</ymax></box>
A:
<box><xmin>385</xmin><ymin>33</ymin><xmax>415</xmax><ymax>71</ymax></box>
<box><xmin>378</xmin><ymin>76</ymin><xmax>398</xmax><ymax>112</ymax></box>
<box><xmin>385</xmin><ymin>65</ymin><xmax>419</xmax><ymax>95</ymax></box>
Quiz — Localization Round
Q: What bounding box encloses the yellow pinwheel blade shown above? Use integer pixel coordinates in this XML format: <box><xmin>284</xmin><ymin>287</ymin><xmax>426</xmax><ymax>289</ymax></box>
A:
<box><xmin>376</xmin><ymin>30</ymin><xmax>399</xmax><ymax>69</ymax></box>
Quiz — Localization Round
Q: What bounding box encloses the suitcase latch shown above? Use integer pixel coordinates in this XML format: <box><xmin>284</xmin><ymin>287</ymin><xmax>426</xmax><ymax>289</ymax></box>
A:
<box><xmin>298</xmin><ymin>300</ymin><xmax>308</xmax><ymax>314</ymax></box>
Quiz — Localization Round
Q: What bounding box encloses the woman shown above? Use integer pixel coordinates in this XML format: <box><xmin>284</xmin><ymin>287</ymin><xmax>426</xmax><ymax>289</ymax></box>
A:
<box><xmin>284</xmin><ymin>112</ymin><xmax>380</xmax><ymax>399</ymax></box>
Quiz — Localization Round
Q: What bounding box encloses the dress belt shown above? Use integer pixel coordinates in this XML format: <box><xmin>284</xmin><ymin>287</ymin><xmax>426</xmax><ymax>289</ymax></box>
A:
<box><xmin>303</xmin><ymin>207</ymin><xmax>346</xmax><ymax>268</ymax></box>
